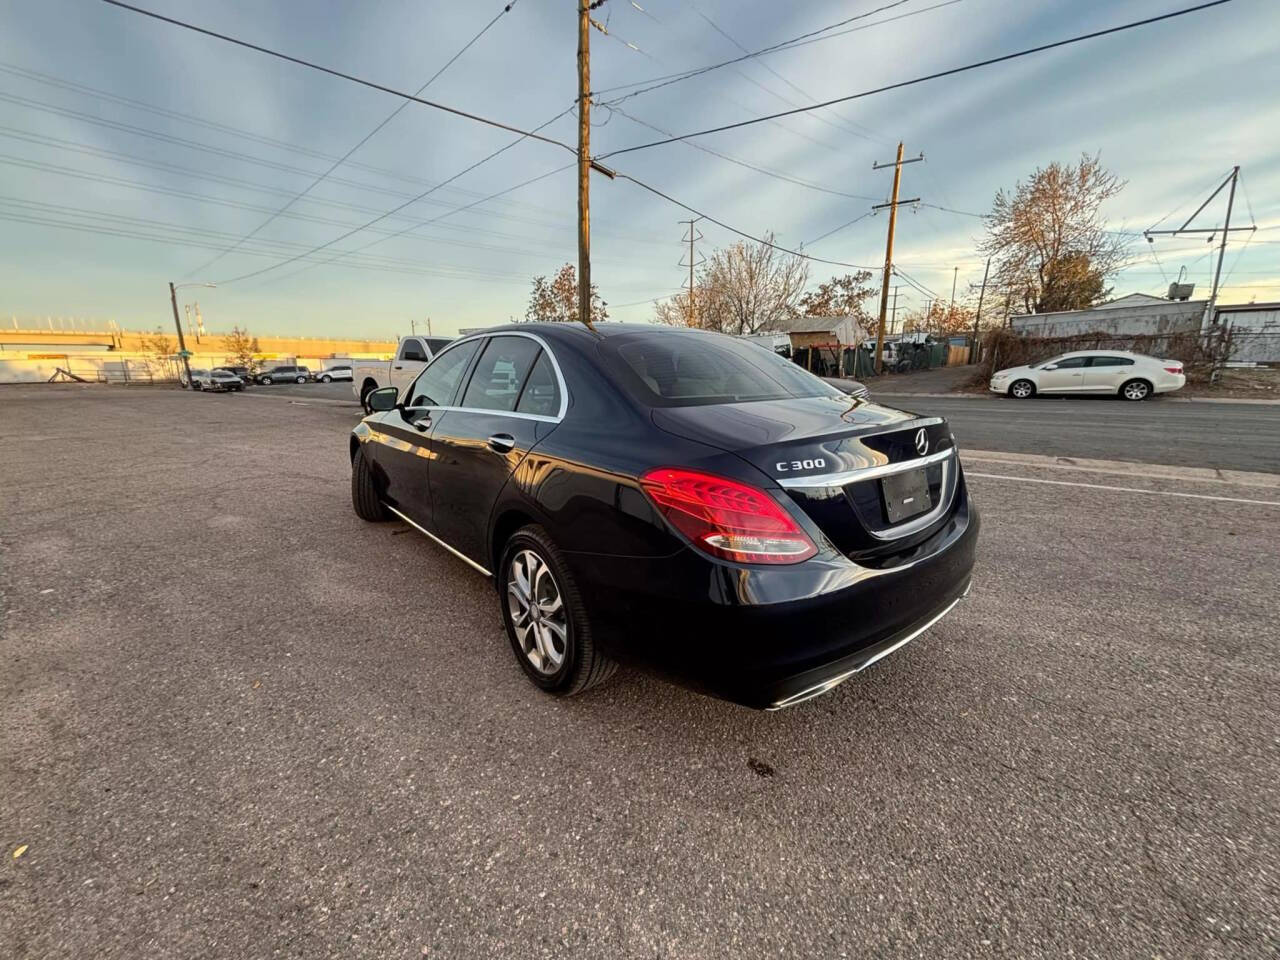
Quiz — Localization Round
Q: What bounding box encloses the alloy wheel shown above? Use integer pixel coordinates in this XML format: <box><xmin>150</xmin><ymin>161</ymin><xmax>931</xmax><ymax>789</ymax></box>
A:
<box><xmin>506</xmin><ymin>549</ymin><xmax>567</xmax><ymax>675</ymax></box>
<box><xmin>1011</xmin><ymin>380</ymin><xmax>1034</xmax><ymax>399</ymax></box>
<box><xmin>1123</xmin><ymin>381</ymin><xmax>1149</xmax><ymax>400</ymax></box>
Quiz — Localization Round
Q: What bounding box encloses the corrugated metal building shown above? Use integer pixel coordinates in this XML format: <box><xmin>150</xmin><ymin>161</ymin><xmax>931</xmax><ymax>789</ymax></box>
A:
<box><xmin>1010</xmin><ymin>294</ymin><xmax>1206</xmax><ymax>338</ymax></box>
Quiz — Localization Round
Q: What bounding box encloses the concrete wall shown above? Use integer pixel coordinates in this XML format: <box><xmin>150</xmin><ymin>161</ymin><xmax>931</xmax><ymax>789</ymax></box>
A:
<box><xmin>1011</xmin><ymin>300</ymin><xmax>1206</xmax><ymax>338</ymax></box>
<box><xmin>0</xmin><ymin>351</ymin><xmax>370</xmax><ymax>383</ymax></box>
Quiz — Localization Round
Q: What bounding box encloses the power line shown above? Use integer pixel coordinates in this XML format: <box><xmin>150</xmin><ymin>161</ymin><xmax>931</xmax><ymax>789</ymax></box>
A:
<box><xmin>99</xmin><ymin>0</ymin><xmax>578</xmax><ymax>156</ymax></box>
<box><xmin>614</xmin><ymin>170</ymin><xmax>880</xmax><ymax>271</ymax></box>
<box><xmin>216</xmin><ymin>106</ymin><xmax>577</xmax><ymax>285</ymax></box>
<box><xmin>598</xmin><ymin>0</ymin><xmax>1236</xmax><ymax>159</ymax></box>
<box><xmin>610</xmin><ymin>105</ymin><xmax>880</xmax><ymax>201</ymax></box>
<box><xmin>597</xmin><ymin>0</ymin><xmax>928</xmax><ymax>98</ymax></box>
<box><xmin>806</xmin><ymin>211</ymin><xmax>875</xmax><ymax>247</ymax></box>
<box><xmin>181</xmin><ymin>0</ymin><xmax>526</xmax><ymax>279</ymax></box>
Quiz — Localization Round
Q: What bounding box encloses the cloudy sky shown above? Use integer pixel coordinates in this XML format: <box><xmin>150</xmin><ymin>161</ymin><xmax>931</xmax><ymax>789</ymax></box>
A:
<box><xmin>1</xmin><ymin>0</ymin><xmax>1277</xmax><ymax>339</ymax></box>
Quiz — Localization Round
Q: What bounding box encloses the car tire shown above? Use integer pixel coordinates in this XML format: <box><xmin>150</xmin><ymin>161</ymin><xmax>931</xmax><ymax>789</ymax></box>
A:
<box><xmin>360</xmin><ymin>380</ymin><xmax>378</xmax><ymax>414</ymax></box>
<box><xmin>261</xmin><ymin>376</ymin><xmax>273</xmax><ymax>385</ymax></box>
<box><xmin>321</xmin><ymin>374</ymin><xmax>332</xmax><ymax>383</ymax></box>
<box><xmin>1119</xmin><ymin>378</ymin><xmax>1152</xmax><ymax>401</ymax></box>
<box><xmin>499</xmin><ymin>525</ymin><xmax>617</xmax><ymax>697</ymax></box>
<box><xmin>351</xmin><ymin>447</ymin><xmax>390</xmax><ymax>522</ymax></box>
<box><xmin>1009</xmin><ymin>378</ymin><xmax>1036</xmax><ymax>399</ymax></box>
<box><xmin>295</xmin><ymin>375</ymin><xmax>307</xmax><ymax>383</ymax></box>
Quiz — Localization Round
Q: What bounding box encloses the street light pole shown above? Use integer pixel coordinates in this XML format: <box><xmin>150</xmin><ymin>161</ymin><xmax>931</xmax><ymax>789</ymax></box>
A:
<box><xmin>169</xmin><ymin>281</ymin><xmax>215</xmax><ymax>388</ymax></box>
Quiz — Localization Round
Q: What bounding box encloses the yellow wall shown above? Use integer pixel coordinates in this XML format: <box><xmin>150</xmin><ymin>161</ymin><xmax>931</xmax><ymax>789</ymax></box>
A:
<box><xmin>0</xmin><ymin>327</ymin><xmax>397</xmax><ymax>358</ymax></box>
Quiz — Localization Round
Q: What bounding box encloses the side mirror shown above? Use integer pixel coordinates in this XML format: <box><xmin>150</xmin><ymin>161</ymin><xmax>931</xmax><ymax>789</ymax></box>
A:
<box><xmin>1041</xmin><ymin>364</ymin><xmax>1058</xmax><ymax>370</ymax></box>
<box><xmin>367</xmin><ymin>386</ymin><xmax>399</xmax><ymax>412</ymax></box>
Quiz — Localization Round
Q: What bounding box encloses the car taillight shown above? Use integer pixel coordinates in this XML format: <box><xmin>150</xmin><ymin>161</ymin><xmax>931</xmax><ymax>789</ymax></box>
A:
<box><xmin>640</xmin><ymin>468</ymin><xmax>817</xmax><ymax>565</ymax></box>
<box><xmin>1164</xmin><ymin>365</ymin><xmax>1183</xmax><ymax>374</ymax></box>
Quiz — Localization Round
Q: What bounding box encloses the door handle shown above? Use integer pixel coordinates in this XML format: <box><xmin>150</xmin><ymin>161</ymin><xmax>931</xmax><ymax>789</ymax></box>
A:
<box><xmin>487</xmin><ymin>433</ymin><xmax>516</xmax><ymax>453</ymax></box>
<box><xmin>393</xmin><ymin>365</ymin><xmax>403</xmax><ymax>370</ymax></box>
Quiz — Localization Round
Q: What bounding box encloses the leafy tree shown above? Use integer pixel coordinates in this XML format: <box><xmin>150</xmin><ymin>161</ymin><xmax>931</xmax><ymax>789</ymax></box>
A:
<box><xmin>140</xmin><ymin>328</ymin><xmax>174</xmax><ymax>361</ymax></box>
<box><xmin>525</xmin><ymin>263</ymin><xmax>608</xmax><ymax>325</ymax></box>
<box><xmin>799</xmin><ymin>271</ymin><xmax>878</xmax><ymax>334</ymax></box>
<box><xmin>979</xmin><ymin>153</ymin><xmax>1126</xmax><ymax>314</ymax></box>
<box><xmin>224</xmin><ymin>324</ymin><xmax>259</xmax><ymax>374</ymax></box>
<box><xmin>654</xmin><ymin>233</ymin><xmax>808</xmax><ymax>335</ymax></box>
<box><xmin>902</xmin><ymin>301</ymin><xmax>976</xmax><ymax>337</ymax></box>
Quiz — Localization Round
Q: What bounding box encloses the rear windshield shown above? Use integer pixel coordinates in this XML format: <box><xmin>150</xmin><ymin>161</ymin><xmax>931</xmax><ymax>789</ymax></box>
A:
<box><xmin>601</xmin><ymin>332</ymin><xmax>841</xmax><ymax>407</ymax></box>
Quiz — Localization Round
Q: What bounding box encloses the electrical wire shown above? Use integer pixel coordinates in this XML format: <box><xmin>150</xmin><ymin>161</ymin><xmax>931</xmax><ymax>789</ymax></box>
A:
<box><xmin>99</xmin><ymin>0</ymin><xmax>577</xmax><ymax>156</ymax></box>
<box><xmin>806</xmin><ymin>211</ymin><xmax>875</xmax><ymax>247</ymax></box>
<box><xmin>216</xmin><ymin>106</ymin><xmax>577</xmax><ymax>284</ymax></box>
<box><xmin>597</xmin><ymin>0</ymin><xmax>1236</xmax><ymax>159</ymax></box>
<box><xmin>613</xmin><ymin>170</ymin><xmax>879</xmax><ymax>270</ymax></box>
<box><xmin>596</xmin><ymin>0</ymin><xmax>921</xmax><ymax>98</ymax></box>
<box><xmin>182</xmin><ymin>0</ymin><xmax>526</xmax><ymax>279</ymax></box>
<box><xmin>610</xmin><ymin>105</ymin><xmax>880</xmax><ymax>201</ymax></box>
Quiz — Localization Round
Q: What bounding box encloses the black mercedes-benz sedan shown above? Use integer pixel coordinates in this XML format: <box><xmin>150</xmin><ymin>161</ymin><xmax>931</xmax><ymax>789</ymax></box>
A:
<box><xmin>349</xmin><ymin>323</ymin><xmax>978</xmax><ymax>710</ymax></box>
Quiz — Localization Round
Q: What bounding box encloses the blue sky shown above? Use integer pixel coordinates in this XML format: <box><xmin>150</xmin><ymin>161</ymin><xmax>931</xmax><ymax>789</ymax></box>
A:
<box><xmin>1</xmin><ymin>0</ymin><xmax>1277</xmax><ymax>339</ymax></box>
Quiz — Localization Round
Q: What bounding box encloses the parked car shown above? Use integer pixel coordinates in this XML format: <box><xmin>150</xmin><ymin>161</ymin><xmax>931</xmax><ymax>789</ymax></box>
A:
<box><xmin>353</xmin><ymin>336</ymin><xmax>453</xmax><ymax>411</ymax></box>
<box><xmin>350</xmin><ymin>324</ymin><xmax>978</xmax><ymax>710</ymax></box>
<box><xmin>184</xmin><ymin>368</ymin><xmax>243</xmax><ymax>392</ymax></box>
<box><xmin>256</xmin><ymin>365</ymin><xmax>311</xmax><ymax>385</ymax></box>
<box><xmin>315</xmin><ymin>364</ymin><xmax>353</xmax><ymax>383</ymax></box>
<box><xmin>989</xmin><ymin>350</ymin><xmax>1186</xmax><ymax>400</ymax></box>
<box><xmin>214</xmin><ymin>365</ymin><xmax>253</xmax><ymax>385</ymax></box>
<box><xmin>821</xmin><ymin>376</ymin><xmax>870</xmax><ymax>400</ymax></box>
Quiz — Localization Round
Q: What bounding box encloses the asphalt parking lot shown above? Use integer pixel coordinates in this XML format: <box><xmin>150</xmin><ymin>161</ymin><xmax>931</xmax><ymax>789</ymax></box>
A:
<box><xmin>3</xmin><ymin>385</ymin><xmax>1278</xmax><ymax>958</ymax></box>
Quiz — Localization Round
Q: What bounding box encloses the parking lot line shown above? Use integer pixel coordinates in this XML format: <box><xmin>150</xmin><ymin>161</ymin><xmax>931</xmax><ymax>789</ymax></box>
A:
<box><xmin>966</xmin><ymin>471</ymin><xmax>1280</xmax><ymax>507</ymax></box>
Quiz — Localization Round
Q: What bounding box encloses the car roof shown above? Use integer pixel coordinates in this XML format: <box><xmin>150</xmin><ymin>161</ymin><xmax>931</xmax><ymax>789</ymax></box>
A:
<box><xmin>1061</xmin><ymin>349</ymin><xmax>1147</xmax><ymax>358</ymax></box>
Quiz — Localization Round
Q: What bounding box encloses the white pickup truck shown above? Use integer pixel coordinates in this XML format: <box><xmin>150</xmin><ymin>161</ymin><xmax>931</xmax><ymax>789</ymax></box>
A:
<box><xmin>353</xmin><ymin>335</ymin><xmax>453</xmax><ymax>410</ymax></box>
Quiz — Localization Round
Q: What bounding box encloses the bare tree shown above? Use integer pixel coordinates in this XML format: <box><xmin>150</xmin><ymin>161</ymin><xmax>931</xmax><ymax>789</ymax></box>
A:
<box><xmin>979</xmin><ymin>153</ymin><xmax>1127</xmax><ymax>314</ymax></box>
<box><xmin>525</xmin><ymin>263</ymin><xmax>608</xmax><ymax>325</ymax></box>
<box><xmin>655</xmin><ymin>234</ymin><xmax>807</xmax><ymax>335</ymax></box>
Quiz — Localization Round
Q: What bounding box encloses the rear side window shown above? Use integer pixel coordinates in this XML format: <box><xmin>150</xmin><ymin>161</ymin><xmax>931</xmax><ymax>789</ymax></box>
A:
<box><xmin>516</xmin><ymin>352</ymin><xmax>561</xmax><ymax>417</ymax></box>
<box><xmin>1088</xmin><ymin>356</ymin><xmax>1134</xmax><ymax>367</ymax></box>
<box><xmin>462</xmin><ymin>336</ymin><xmax>541</xmax><ymax>413</ymax></box>
<box><xmin>399</xmin><ymin>338</ymin><xmax>428</xmax><ymax>362</ymax></box>
<box><xmin>603</xmin><ymin>333</ymin><xmax>840</xmax><ymax>407</ymax></box>
<box><xmin>407</xmin><ymin>340</ymin><xmax>481</xmax><ymax>407</ymax></box>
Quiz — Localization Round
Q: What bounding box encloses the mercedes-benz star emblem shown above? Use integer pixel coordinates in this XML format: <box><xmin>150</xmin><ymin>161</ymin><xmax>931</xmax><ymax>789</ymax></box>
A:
<box><xmin>914</xmin><ymin>428</ymin><xmax>929</xmax><ymax>456</ymax></box>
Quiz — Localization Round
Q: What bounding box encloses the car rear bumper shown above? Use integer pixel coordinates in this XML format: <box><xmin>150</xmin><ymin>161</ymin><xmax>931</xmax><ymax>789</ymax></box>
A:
<box><xmin>1154</xmin><ymin>373</ymin><xmax>1186</xmax><ymax>393</ymax></box>
<box><xmin>570</xmin><ymin>491</ymin><xmax>979</xmax><ymax>709</ymax></box>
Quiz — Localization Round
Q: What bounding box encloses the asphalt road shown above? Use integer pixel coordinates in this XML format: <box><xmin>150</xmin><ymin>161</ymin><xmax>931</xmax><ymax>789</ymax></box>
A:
<box><xmin>3</xmin><ymin>385</ymin><xmax>1278</xmax><ymax>958</ymax></box>
<box><xmin>874</xmin><ymin>392</ymin><xmax>1280</xmax><ymax>473</ymax></box>
<box><xmin>248</xmin><ymin>380</ymin><xmax>1280</xmax><ymax>473</ymax></box>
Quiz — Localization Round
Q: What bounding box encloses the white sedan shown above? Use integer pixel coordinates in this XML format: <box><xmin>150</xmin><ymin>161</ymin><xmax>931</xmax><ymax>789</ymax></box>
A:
<box><xmin>990</xmin><ymin>350</ymin><xmax>1185</xmax><ymax>401</ymax></box>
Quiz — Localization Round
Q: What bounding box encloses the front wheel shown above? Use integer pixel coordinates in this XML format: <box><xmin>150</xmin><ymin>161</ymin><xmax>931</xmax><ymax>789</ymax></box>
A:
<box><xmin>1009</xmin><ymin>379</ymin><xmax>1035</xmax><ymax>399</ymax></box>
<box><xmin>320</xmin><ymin>374</ymin><xmax>332</xmax><ymax>383</ymax></box>
<box><xmin>351</xmin><ymin>447</ymin><xmax>390</xmax><ymax>521</ymax></box>
<box><xmin>500</xmin><ymin>525</ymin><xmax>617</xmax><ymax>697</ymax></box>
<box><xmin>1120</xmin><ymin>379</ymin><xmax>1152</xmax><ymax>401</ymax></box>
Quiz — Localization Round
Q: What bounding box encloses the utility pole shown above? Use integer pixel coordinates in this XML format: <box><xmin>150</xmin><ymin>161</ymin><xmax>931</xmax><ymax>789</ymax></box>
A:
<box><xmin>1207</xmin><ymin>165</ymin><xmax>1239</xmax><ymax>327</ymax></box>
<box><xmin>169</xmin><ymin>282</ymin><xmax>194</xmax><ymax>388</ymax></box>
<box><xmin>183</xmin><ymin>304</ymin><xmax>196</xmax><ymax>344</ymax></box>
<box><xmin>970</xmin><ymin>256</ymin><xmax>990</xmax><ymax>364</ymax></box>
<box><xmin>679</xmin><ymin>218</ymin><xmax>704</xmax><ymax>326</ymax></box>
<box><xmin>949</xmin><ymin>266</ymin><xmax>958</xmax><ymax>325</ymax></box>
<box><xmin>410</xmin><ymin>318</ymin><xmax>417</xmax><ymax>336</ymax></box>
<box><xmin>577</xmin><ymin>0</ymin><xmax>593</xmax><ymax>331</ymax></box>
<box><xmin>871</xmin><ymin>143</ymin><xmax>922</xmax><ymax>374</ymax></box>
<box><xmin>427</xmin><ymin>316</ymin><xmax>433</xmax><ymax>336</ymax></box>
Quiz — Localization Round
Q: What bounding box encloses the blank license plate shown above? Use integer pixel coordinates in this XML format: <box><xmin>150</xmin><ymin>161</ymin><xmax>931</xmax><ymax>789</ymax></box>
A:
<box><xmin>881</xmin><ymin>468</ymin><xmax>931</xmax><ymax>523</ymax></box>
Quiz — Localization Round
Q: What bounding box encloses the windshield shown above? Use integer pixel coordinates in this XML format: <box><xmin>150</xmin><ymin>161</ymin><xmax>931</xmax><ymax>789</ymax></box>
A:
<box><xmin>602</xmin><ymin>331</ymin><xmax>841</xmax><ymax>408</ymax></box>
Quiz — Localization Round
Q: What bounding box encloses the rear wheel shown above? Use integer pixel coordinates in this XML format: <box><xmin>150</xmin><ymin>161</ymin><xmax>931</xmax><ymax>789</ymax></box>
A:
<box><xmin>1009</xmin><ymin>378</ymin><xmax>1035</xmax><ymax>399</ymax></box>
<box><xmin>351</xmin><ymin>447</ymin><xmax>390</xmax><ymax>521</ymax></box>
<box><xmin>360</xmin><ymin>379</ymin><xmax>378</xmax><ymax>413</ymax></box>
<box><xmin>261</xmin><ymin>376</ymin><xmax>274</xmax><ymax>385</ymax></box>
<box><xmin>295</xmin><ymin>375</ymin><xmax>307</xmax><ymax>383</ymax></box>
<box><xmin>1120</xmin><ymin>378</ymin><xmax>1151</xmax><ymax>401</ymax></box>
<box><xmin>500</xmin><ymin>525</ymin><xmax>616</xmax><ymax>697</ymax></box>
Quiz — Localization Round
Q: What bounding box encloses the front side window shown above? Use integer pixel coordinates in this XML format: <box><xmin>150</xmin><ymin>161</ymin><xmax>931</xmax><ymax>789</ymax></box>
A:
<box><xmin>407</xmin><ymin>339</ymin><xmax>481</xmax><ymax>407</ymax></box>
<box><xmin>602</xmin><ymin>332</ymin><xmax>840</xmax><ymax>407</ymax></box>
<box><xmin>1047</xmin><ymin>357</ymin><xmax>1088</xmax><ymax>369</ymax></box>
<box><xmin>515</xmin><ymin>351</ymin><xmax>561</xmax><ymax>417</ymax></box>
<box><xmin>399</xmin><ymin>338</ymin><xmax>428</xmax><ymax>362</ymax></box>
<box><xmin>461</xmin><ymin>337</ymin><xmax>541</xmax><ymax>413</ymax></box>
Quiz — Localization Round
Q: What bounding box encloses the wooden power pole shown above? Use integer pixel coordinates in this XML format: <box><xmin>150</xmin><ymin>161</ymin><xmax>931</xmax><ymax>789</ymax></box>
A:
<box><xmin>871</xmin><ymin>143</ymin><xmax>922</xmax><ymax>375</ymax></box>
<box><xmin>168</xmin><ymin>281</ymin><xmax>194</xmax><ymax>388</ymax></box>
<box><xmin>577</xmin><ymin>0</ymin><xmax>594</xmax><ymax>331</ymax></box>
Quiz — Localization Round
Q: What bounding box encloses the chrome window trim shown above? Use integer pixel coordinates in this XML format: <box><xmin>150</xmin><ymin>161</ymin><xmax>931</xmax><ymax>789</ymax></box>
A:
<box><xmin>402</xmin><ymin>330</ymin><xmax>568</xmax><ymax>423</ymax></box>
<box><xmin>385</xmin><ymin>505</ymin><xmax>491</xmax><ymax>577</ymax></box>
<box><xmin>777</xmin><ymin>445</ymin><xmax>954</xmax><ymax>488</ymax></box>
